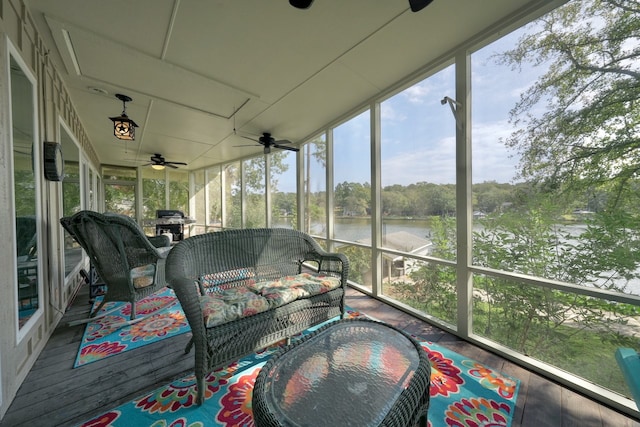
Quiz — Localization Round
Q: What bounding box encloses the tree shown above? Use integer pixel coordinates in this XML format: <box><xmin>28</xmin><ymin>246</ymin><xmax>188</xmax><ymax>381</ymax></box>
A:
<box><xmin>334</xmin><ymin>181</ymin><xmax>370</xmax><ymax>216</ymax></box>
<box><xmin>381</xmin><ymin>189</ymin><xmax>409</xmax><ymax>216</ymax></box>
<box><xmin>425</xmin><ymin>184</ymin><xmax>456</xmax><ymax>216</ymax></box>
<box><xmin>240</xmin><ymin>152</ymin><xmax>293</xmax><ymax>227</ymax></box>
<box><xmin>498</xmin><ymin>0</ymin><xmax>640</xmax><ymax>208</ymax></box>
<box><xmin>224</xmin><ymin>163</ymin><xmax>242</xmax><ymax>228</ymax></box>
<box><xmin>472</xmin><ymin>202</ymin><xmax>639</xmax><ymax>359</ymax></box>
<box><xmin>473</xmin><ymin>181</ymin><xmax>513</xmax><ymax>214</ymax></box>
<box><xmin>169</xmin><ymin>172</ymin><xmax>190</xmax><ymax>217</ymax></box>
<box><xmin>304</xmin><ymin>138</ymin><xmax>327</xmax><ymax>231</ymax></box>
<box><xmin>142</xmin><ymin>176</ymin><xmax>165</xmax><ymax>219</ymax></box>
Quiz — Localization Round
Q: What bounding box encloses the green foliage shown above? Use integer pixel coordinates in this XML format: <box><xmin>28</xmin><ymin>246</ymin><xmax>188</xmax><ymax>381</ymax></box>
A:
<box><xmin>169</xmin><ymin>174</ymin><xmax>189</xmax><ymax>214</ymax></box>
<box><xmin>335</xmin><ymin>182</ymin><xmax>371</xmax><ymax>215</ymax></box>
<box><xmin>472</xmin><ymin>201</ymin><xmax>639</xmax><ymax>364</ymax></box>
<box><xmin>387</xmin><ymin>215</ymin><xmax>457</xmax><ymax>322</ymax></box>
<box><xmin>62</xmin><ymin>162</ymin><xmax>82</xmax><ymax>216</ymax></box>
<box><xmin>224</xmin><ymin>163</ymin><xmax>242</xmax><ymax>228</ymax></box>
<box><xmin>385</xmin><ymin>187</ymin><xmax>639</xmax><ymax>392</ymax></box>
<box><xmin>473</xmin><ymin>181</ymin><xmax>514</xmax><ymax>214</ymax></box>
<box><xmin>104</xmin><ymin>183</ymin><xmax>135</xmax><ymax>216</ymax></box>
<box><xmin>465</xmin><ymin>1</ymin><xmax>640</xmax><ymax>385</ymax></box>
<box><xmin>241</xmin><ymin>152</ymin><xmax>294</xmax><ymax>228</ymax></box>
<box><xmin>394</xmin><ymin>264</ymin><xmax>458</xmax><ymax>324</ymax></box>
<box><xmin>14</xmin><ymin>170</ymin><xmax>36</xmax><ymax>217</ymax></box>
<box><xmin>429</xmin><ymin>216</ymin><xmax>457</xmax><ymax>260</ymax></box>
<box><xmin>566</xmin><ymin>210</ymin><xmax>640</xmax><ymax>290</ymax></box>
<box><xmin>62</xmin><ymin>181</ymin><xmax>81</xmax><ymax>216</ymax></box>
<box><xmin>336</xmin><ymin>245</ymin><xmax>371</xmax><ymax>284</ymax></box>
<box><xmin>272</xmin><ymin>192</ymin><xmax>296</xmax><ymax>218</ymax></box>
<box><xmin>142</xmin><ymin>178</ymin><xmax>166</xmax><ymax>219</ymax></box>
<box><xmin>497</xmin><ymin>0</ymin><xmax>640</xmax><ymax>207</ymax></box>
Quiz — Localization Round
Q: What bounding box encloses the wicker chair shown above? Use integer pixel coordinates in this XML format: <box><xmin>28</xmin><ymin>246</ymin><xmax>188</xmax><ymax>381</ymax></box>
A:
<box><xmin>165</xmin><ymin>228</ymin><xmax>348</xmax><ymax>404</ymax></box>
<box><xmin>60</xmin><ymin>210</ymin><xmax>172</xmax><ymax>321</ymax></box>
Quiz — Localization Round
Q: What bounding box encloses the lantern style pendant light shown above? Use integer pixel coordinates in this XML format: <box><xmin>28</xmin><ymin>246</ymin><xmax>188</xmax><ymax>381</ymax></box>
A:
<box><xmin>109</xmin><ymin>93</ymin><xmax>138</xmax><ymax>141</ymax></box>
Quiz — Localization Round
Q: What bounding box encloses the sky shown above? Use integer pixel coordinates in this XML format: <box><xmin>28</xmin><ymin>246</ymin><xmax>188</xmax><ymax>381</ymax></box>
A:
<box><xmin>275</xmin><ymin>21</ymin><xmax>548</xmax><ymax>193</ymax></box>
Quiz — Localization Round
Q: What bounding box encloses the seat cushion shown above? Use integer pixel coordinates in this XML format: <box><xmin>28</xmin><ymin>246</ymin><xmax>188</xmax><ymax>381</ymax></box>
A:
<box><xmin>248</xmin><ymin>273</ymin><xmax>341</xmax><ymax>306</ymax></box>
<box><xmin>200</xmin><ymin>287</ymin><xmax>272</xmax><ymax>327</ymax></box>
<box><xmin>199</xmin><ymin>272</ymin><xmax>341</xmax><ymax>328</ymax></box>
<box><xmin>130</xmin><ymin>264</ymin><xmax>156</xmax><ymax>289</ymax></box>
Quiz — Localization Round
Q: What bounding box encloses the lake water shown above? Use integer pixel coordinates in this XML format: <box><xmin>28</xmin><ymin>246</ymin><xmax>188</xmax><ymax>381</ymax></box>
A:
<box><xmin>273</xmin><ymin>217</ymin><xmax>640</xmax><ymax>296</ymax></box>
<box><xmin>274</xmin><ymin>217</ymin><xmax>433</xmax><ymax>242</ymax></box>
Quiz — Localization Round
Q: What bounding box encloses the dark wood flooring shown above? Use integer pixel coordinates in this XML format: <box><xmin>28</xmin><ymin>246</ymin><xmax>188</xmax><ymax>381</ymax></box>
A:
<box><xmin>1</xmin><ymin>285</ymin><xmax>639</xmax><ymax>427</ymax></box>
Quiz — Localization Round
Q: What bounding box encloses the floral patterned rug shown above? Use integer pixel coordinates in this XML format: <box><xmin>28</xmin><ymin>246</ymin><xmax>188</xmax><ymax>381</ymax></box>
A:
<box><xmin>74</xmin><ymin>287</ymin><xmax>190</xmax><ymax>368</ymax></box>
<box><xmin>78</xmin><ymin>309</ymin><xmax>520</xmax><ymax>427</ymax></box>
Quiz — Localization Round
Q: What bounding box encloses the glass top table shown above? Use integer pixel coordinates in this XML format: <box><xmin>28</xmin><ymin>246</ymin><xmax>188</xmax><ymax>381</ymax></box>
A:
<box><xmin>252</xmin><ymin>318</ymin><xmax>430</xmax><ymax>427</ymax></box>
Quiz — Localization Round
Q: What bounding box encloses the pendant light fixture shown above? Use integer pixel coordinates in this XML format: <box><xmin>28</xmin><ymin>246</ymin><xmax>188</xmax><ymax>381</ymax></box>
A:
<box><xmin>109</xmin><ymin>93</ymin><xmax>138</xmax><ymax>141</ymax></box>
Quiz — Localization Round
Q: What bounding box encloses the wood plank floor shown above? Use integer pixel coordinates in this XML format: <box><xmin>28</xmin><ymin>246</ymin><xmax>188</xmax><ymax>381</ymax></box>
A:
<box><xmin>2</xmin><ymin>285</ymin><xmax>639</xmax><ymax>427</ymax></box>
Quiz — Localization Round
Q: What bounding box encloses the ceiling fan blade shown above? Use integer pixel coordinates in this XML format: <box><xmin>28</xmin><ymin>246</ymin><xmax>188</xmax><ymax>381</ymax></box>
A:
<box><xmin>408</xmin><ymin>0</ymin><xmax>433</xmax><ymax>12</ymax></box>
<box><xmin>167</xmin><ymin>161</ymin><xmax>187</xmax><ymax>166</ymax></box>
<box><xmin>273</xmin><ymin>144</ymin><xmax>299</xmax><ymax>152</ymax></box>
<box><xmin>166</xmin><ymin>163</ymin><xmax>179</xmax><ymax>169</ymax></box>
<box><xmin>240</xmin><ymin>135</ymin><xmax>259</xmax><ymax>143</ymax></box>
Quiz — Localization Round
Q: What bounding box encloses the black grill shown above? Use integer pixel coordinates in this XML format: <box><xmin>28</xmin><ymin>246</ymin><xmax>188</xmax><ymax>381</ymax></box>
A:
<box><xmin>155</xmin><ymin>210</ymin><xmax>185</xmax><ymax>241</ymax></box>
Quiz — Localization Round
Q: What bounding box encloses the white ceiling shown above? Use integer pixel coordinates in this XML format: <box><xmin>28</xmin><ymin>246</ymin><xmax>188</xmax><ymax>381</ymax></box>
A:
<box><xmin>23</xmin><ymin>0</ymin><xmax>545</xmax><ymax>171</ymax></box>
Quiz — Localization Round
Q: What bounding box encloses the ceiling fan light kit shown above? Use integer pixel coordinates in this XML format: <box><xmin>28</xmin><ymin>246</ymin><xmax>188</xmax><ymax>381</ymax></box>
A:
<box><xmin>144</xmin><ymin>153</ymin><xmax>187</xmax><ymax>169</ymax></box>
<box><xmin>109</xmin><ymin>93</ymin><xmax>138</xmax><ymax>141</ymax></box>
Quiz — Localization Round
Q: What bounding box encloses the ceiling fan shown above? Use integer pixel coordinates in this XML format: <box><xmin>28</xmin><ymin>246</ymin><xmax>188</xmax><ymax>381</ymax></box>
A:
<box><xmin>143</xmin><ymin>153</ymin><xmax>187</xmax><ymax>169</ymax></box>
<box><xmin>238</xmin><ymin>133</ymin><xmax>300</xmax><ymax>154</ymax></box>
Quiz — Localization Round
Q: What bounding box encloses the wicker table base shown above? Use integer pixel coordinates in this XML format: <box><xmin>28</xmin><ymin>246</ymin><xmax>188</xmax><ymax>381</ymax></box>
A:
<box><xmin>252</xmin><ymin>318</ymin><xmax>430</xmax><ymax>427</ymax></box>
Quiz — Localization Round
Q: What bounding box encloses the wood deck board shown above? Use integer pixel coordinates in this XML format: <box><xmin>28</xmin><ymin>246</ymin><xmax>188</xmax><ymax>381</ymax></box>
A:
<box><xmin>13</xmin><ymin>335</ymin><xmax>191</xmax><ymax>406</ymax></box>
<box><xmin>520</xmin><ymin>372</ymin><xmax>563</xmax><ymax>427</ymax></box>
<box><xmin>0</xmin><ymin>285</ymin><xmax>638</xmax><ymax>426</ymax></box>
<box><xmin>497</xmin><ymin>359</ymin><xmax>531</xmax><ymax>426</ymax></box>
<box><xmin>561</xmin><ymin>388</ymin><xmax>603</xmax><ymax>427</ymax></box>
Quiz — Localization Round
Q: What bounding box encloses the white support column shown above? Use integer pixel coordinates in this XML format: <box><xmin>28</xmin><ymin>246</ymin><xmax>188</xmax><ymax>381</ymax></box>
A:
<box><xmin>135</xmin><ymin>167</ymin><xmax>143</xmax><ymax>223</ymax></box>
<box><xmin>188</xmin><ymin>172</ymin><xmax>196</xmax><ymax>224</ymax></box>
<box><xmin>204</xmin><ymin>168</ymin><xmax>210</xmax><ymax>232</ymax></box>
<box><xmin>265</xmin><ymin>154</ymin><xmax>271</xmax><ymax>228</ymax></box>
<box><xmin>240</xmin><ymin>161</ymin><xmax>246</xmax><ymax>228</ymax></box>
<box><xmin>220</xmin><ymin>167</ymin><xmax>227</xmax><ymax>228</ymax></box>
<box><xmin>326</xmin><ymin>130</ymin><xmax>334</xmax><ymax>250</ymax></box>
<box><xmin>296</xmin><ymin>147</ymin><xmax>304</xmax><ymax>232</ymax></box>
<box><xmin>164</xmin><ymin>168</ymin><xmax>170</xmax><ymax>209</ymax></box>
<box><xmin>455</xmin><ymin>50</ymin><xmax>473</xmax><ymax>338</ymax></box>
<box><xmin>371</xmin><ymin>102</ymin><xmax>382</xmax><ymax>296</ymax></box>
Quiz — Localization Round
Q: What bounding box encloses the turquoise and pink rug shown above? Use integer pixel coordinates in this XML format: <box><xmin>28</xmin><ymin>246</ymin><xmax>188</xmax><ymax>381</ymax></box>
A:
<box><xmin>74</xmin><ymin>287</ymin><xmax>190</xmax><ymax>367</ymax></box>
<box><xmin>78</xmin><ymin>309</ymin><xmax>520</xmax><ymax>427</ymax></box>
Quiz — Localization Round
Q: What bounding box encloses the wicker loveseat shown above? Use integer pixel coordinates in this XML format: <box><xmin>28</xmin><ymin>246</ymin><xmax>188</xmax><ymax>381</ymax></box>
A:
<box><xmin>165</xmin><ymin>228</ymin><xmax>349</xmax><ymax>404</ymax></box>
